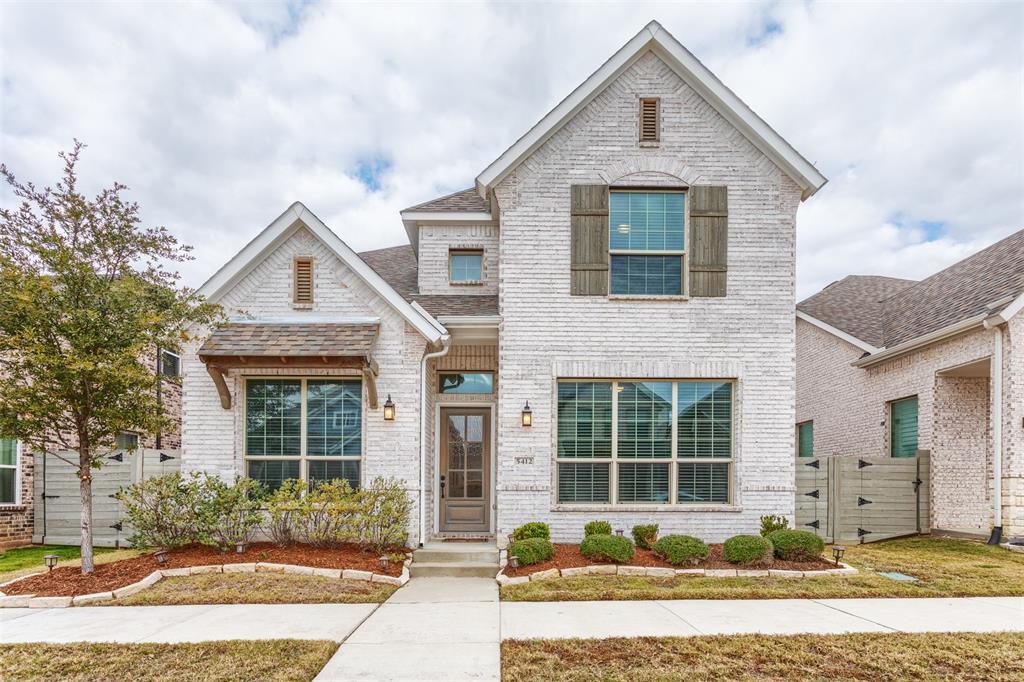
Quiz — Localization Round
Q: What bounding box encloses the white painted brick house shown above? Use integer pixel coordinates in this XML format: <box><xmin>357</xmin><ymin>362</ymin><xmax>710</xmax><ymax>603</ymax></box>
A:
<box><xmin>181</xmin><ymin>21</ymin><xmax>827</xmax><ymax>545</ymax></box>
<box><xmin>796</xmin><ymin>230</ymin><xmax>1024</xmax><ymax>541</ymax></box>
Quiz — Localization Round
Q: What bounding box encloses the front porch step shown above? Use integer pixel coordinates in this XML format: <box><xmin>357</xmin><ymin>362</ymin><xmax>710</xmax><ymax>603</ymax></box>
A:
<box><xmin>414</xmin><ymin>548</ymin><xmax>499</xmax><ymax>564</ymax></box>
<box><xmin>408</xmin><ymin>561</ymin><xmax>500</xmax><ymax>578</ymax></box>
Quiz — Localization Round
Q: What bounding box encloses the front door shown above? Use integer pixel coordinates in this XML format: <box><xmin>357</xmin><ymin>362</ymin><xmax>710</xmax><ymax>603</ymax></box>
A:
<box><xmin>439</xmin><ymin>408</ymin><xmax>490</xmax><ymax>533</ymax></box>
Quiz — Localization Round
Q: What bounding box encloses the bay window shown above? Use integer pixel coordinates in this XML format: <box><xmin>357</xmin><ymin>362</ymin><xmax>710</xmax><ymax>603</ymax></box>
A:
<box><xmin>244</xmin><ymin>378</ymin><xmax>362</xmax><ymax>491</ymax></box>
<box><xmin>557</xmin><ymin>379</ymin><xmax>734</xmax><ymax>505</ymax></box>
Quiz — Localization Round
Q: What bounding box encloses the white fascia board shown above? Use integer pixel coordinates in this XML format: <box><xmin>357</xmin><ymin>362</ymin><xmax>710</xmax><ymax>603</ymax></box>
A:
<box><xmin>227</xmin><ymin>315</ymin><xmax>382</xmax><ymax>325</ymax></box>
<box><xmin>197</xmin><ymin>202</ymin><xmax>444</xmax><ymax>344</ymax></box>
<box><xmin>852</xmin><ymin>313</ymin><xmax>988</xmax><ymax>368</ymax></box>
<box><xmin>796</xmin><ymin>311</ymin><xmax>878</xmax><ymax>354</ymax></box>
<box><xmin>436</xmin><ymin>315</ymin><xmax>501</xmax><ymax>327</ymax></box>
<box><xmin>475</xmin><ymin>20</ymin><xmax>827</xmax><ymax>200</ymax></box>
<box><xmin>411</xmin><ymin>301</ymin><xmax>449</xmax><ymax>337</ymax></box>
<box><xmin>987</xmin><ymin>289</ymin><xmax>1024</xmax><ymax>326</ymax></box>
<box><xmin>400</xmin><ymin>211</ymin><xmax>496</xmax><ymax>259</ymax></box>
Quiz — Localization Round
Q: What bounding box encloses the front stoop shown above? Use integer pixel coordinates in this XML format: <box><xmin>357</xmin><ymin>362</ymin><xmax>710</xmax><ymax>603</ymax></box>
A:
<box><xmin>410</xmin><ymin>542</ymin><xmax>500</xmax><ymax>578</ymax></box>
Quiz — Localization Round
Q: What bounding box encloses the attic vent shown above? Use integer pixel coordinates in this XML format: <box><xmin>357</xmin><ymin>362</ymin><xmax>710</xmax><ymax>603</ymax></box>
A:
<box><xmin>294</xmin><ymin>256</ymin><xmax>314</xmax><ymax>304</ymax></box>
<box><xmin>639</xmin><ymin>98</ymin><xmax>659</xmax><ymax>142</ymax></box>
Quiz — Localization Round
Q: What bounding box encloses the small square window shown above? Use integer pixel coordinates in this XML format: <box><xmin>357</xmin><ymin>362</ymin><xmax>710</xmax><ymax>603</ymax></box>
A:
<box><xmin>449</xmin><ymin>250</ymin><xmax>483</xmax><ymax>283</ymax></box>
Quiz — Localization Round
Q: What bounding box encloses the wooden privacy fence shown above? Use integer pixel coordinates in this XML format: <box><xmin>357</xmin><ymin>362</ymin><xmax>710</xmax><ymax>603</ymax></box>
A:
<box><xmin>795</xmin><ymin>450</ymin><xmax>930</xmax><ymax>544</ymax></box>
<box><xmin>33</xmin><ymin>448</ymin><xmax>181</xmax><ymax>547</ymax></box>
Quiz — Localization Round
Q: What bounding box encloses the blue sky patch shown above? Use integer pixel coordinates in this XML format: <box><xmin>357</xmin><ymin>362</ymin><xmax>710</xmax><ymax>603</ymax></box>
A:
<box><xmin>354</xmin><ymin>157</ymin><xmax>392</xmax><ymax>192</ymax></box>
<box><xmin>748</xmin><ymin>19</ymin><xmax>783</xmax><ymax>46</ymax></box>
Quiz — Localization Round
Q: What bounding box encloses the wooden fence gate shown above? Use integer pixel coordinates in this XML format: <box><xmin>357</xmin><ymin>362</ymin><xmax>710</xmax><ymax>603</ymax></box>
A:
<box><xmin>795</xmin><ymin>450</ymin><xmax>930</xmax><ymax>543</ymax></box>
<box><xmin>33</xmin><ymin>448</ymin><xmax>181</xmax><ymax>547</ymax></box>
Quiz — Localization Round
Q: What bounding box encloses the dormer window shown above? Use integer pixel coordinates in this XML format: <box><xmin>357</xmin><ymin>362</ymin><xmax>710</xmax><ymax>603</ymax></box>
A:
<box><xmin>449</xmin><ymin>249</ymin><xmax>483</xmax><ymax>284</ymax></box>
<box><xmin>293</xmin><ymin>256</ymin><xmax>314</xmax><ymax>304</ymax></box>
<box><xmin>639</xmin><ymin>97</ymin><xmax>659</xmax><ymax>142</ymax></box>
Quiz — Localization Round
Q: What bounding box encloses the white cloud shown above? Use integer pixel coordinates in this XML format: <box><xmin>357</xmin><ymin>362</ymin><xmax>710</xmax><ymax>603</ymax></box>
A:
<box><xmin>1</xmin><ymin>1</ymin><xmax>1020</xmax><ymax>298</ymax></box>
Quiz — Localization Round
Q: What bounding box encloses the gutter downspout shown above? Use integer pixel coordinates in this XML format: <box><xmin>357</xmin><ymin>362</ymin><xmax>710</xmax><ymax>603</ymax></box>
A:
<box><xmin>420</xmin><ymin>336</ymin><xmax>451</xmax><ymax>547</ymax></box>
<box><xmin>988</xmin><ymin>326</ymin><xmax>1003</xmax><ymax>545</ymax></box>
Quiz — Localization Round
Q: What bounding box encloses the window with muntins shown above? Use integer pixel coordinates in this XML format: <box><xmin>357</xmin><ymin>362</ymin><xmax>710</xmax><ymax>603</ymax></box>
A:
<box><xmin>797</xmin><ymin>421</ymin><xmax>814</xmax><ymax>458</ymax></box>
<box><xmin>557</xmin><ymin>380</ymin><xmax>734</xmax><ymax>505</ymax></box>
<box><xmin>244</xmin><ymin>378</ymin><xmax>362</xmax><ymax>491</ymax></box>
<box><xmin>609</xmin><ymin>191</ymin><xmax>685</xmax><ymax>295</ymax></box>
<box><xmin>890</xmin><ymin>396</ymin><xmax>918</xmax><ymax>458</ymax></box>
<box><xmin>449</xmin><ymin>250</ymin><xmax>483</xmax><ymax>283</ymax></box>
<box><xmin>159</xmin><ymin>350</ymin><xmax>180</xmax><ymax>378</ymax></box>
<box><xmin>0</xmin><ymin>438</ymin><xmax>17</xmax><ymax>504</ymax></box>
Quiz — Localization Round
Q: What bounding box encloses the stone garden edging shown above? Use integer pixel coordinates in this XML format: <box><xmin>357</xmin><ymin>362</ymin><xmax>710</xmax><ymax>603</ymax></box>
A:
<box><xmin>0</xmin><ymin>558</ymin><xmax>411</xmax><ymax>608</ymax></box>
<box><xmin>496</xmin><ymin>562</ymin><xmax>858</xmax><ymax>586</ymax></box>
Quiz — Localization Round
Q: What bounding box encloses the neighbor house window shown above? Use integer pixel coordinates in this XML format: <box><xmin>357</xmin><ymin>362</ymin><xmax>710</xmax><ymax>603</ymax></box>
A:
<box><xmin>449</xmin><ymin>249</ymin><xmax>483</xmax><ymax>283</ymax></box>
<box><xmin>116</xmin><ymin>432</ymin><xmax>139</xmax><ymax>451</ymax></box>
<box><xmin>439</xmin><ymin>372</ymin><xmax>494</xmax><ymax>394</ymax></box>
<box><xmin>0</xmin><ymin>438</ymin><xmax>18</xmax><ymax>505</ymax></box>
<box><xmin>557</xmin><ymin>380</ymin><xmax>733</xmax><ymax>505</ymax></box>
<box><xmin>245</xmin><ymin>378</ymin><xmax>362</xmax><ymax>491</ymax></box>
<box><xmin>797</xmin><ymin>421</ymin><xmax>814</xmax><ymax>458</ymax></box>
<box><xmin>159</xmin><ymin>350</ymin><xmax>180</xmax><ymax>378</ymax></box>
<box><xmin>609</xmin><ymin>191</ymin><xmax>685</xmax><ymax>296</ymax></box>
<box><xmin>890</xmin><ymin>396</ymin><xmax>918</xmax><ymax>458</ymax></box>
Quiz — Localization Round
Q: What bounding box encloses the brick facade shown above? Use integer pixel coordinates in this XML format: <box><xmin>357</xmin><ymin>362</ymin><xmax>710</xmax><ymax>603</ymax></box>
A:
<box><xmin>417</xmin><ymin>225</ymin><xmax>499</xmax><ymax>296</ymax></box>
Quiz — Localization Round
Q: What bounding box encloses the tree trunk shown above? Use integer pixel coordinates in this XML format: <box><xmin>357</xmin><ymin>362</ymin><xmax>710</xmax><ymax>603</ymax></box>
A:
<box><xmin>79</xmin><ymin>447</ymin><xmax>94</xmax><ymax>574</ymax></box>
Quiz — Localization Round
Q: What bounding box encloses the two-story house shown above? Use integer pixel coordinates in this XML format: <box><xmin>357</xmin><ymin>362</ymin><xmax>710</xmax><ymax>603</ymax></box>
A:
<box><xmin>182</xmin><ymin>21</ymin><xmax>826</xmax><ymax>547</ymax></box>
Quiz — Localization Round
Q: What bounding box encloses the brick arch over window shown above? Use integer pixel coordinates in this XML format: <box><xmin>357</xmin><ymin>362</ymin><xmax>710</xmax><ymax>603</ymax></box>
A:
<box><xmin>600</xmin><ymin>157</ymin><xmax>703</xmax><ymax>186</ymax></box>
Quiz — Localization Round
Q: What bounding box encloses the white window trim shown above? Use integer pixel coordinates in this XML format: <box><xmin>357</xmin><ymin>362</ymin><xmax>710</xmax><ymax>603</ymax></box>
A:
<box><xmin>242</xmin><ymin>377</ymin><xmax>364</xmax><ymax>488</ymax></box>
<box><xmin>608</xmin><ymin>189</ymin><xmax>689</xmax><ymax>299</ymax></box>
<box><xmin>554</xmin><ymin>379</ymin><xmax>735</xmax><ymax>508</ymax></box>
<box><xmin>448</xmin><ymin>248</ymin><xmax>485</xmax><ymax>286</ymax></box>
<box><xmin>0</xmin><ymin>439</ymin><xmax>21</xmax><ymax>507</ymax></box>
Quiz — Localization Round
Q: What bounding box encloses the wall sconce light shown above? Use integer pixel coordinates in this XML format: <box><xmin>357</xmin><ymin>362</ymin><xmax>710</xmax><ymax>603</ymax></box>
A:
<box><xmin>43</xmin><ymin>554</ymin><xmax>59</xmax><ymax>572</ymax></box>
<box><xmin>831</xmin><ymin>545</ymin><xmax>846</xmax><ymax>567</ymax></box>
<box><xmin>383</xmin><ymin>394</ymin><xmax>396</xmax><ymax>421</ymax></box>
<box><xmin>521</xmin><ymin>401</ymin><xmax>533</xmax><ymax>427</ymax></box>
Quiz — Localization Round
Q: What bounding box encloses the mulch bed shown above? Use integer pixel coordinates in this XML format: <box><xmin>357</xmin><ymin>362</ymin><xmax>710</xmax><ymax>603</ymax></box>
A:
<box><xmin>2</xmin><ymin>542</ymin><xmax>408</xmax><ymax>598</ymax></box>
<box><xmin>502</xmin><ymin>543</ymin><xmax>836</xmax><ymax>578</ymax></box>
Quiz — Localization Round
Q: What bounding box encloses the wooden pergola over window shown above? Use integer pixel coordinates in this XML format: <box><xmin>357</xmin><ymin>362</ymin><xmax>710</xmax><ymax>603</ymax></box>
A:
<box><xmin>197</xmin><ymin>322</ymin><xmax>380</xmax><ymax>410</ymax></box>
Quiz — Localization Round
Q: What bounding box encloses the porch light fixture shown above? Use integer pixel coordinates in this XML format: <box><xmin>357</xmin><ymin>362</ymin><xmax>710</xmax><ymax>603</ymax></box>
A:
<box><xmin>154</xmin><ymin>548</ymin><xmax>170</xmax><ymax>565</ymax></box>
<box><xmin>509</xmin><ymin>555</ymin><xmax>520</xmax><ymax>569</ymax></box>
<box><xmin>521</xmin><ymin>401</ymin><xmax>533</xmax><ymax>427</ymax></box>
<box><xmin>43</xmin><ymin>554</ymin><xmax>59</xmax><ymax>572</ymax></box>
<box><xmin>383</xmin><ymin>394</ymin><xmax>396</xmax><ymax>421</ymax></box>
<box><xmin>832</xmin><ymin>545</ymin><xmax>846</xmax><ymax>567</ymax></box>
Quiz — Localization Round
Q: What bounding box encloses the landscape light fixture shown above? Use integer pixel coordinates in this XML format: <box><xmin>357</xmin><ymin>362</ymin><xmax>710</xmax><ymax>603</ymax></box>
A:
<box><xmin>43</xmin><ymin>554</ymin><xmax>59</xmax><ymax>572</ymax></box>
<box><xmin>235</xmin><ymin>541</ymin><xmax>247</xmax><ymax>554</ymax></box>
<box><xmin>832</xmin><ymin>545</ymin><xmax>846</xmax><ymax>567</ymax></box>
<box><xmin>154</xmin><ymin>548</ymin><xmax>170</xmax><ymax>565</ymax></box>
<box><xmin>379</xmin><ymin>556</ymin><xmax>389</xmax><ymax>571</ymax></box>
<box><xmin>509</xmin><ymin>555</ymin><xmax>520</xmax><ymax>569</ymax></box>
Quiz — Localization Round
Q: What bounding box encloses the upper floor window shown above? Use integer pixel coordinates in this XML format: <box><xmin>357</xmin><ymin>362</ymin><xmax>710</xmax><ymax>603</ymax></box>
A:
<box><xmin>449</xmin><ymin>249</ymin><xmax>483</xmax><ymax>284</ymax></box>
<box><xmin>890</xmin><ymin>396</ymin><xmax>918</xmax><ymax>458</ymax></box>
<box><xmin>294</xmin><ymin>256</ymin><xmax>314</xmax><ymax>304</ymax></box>
<box><xmin>159</xmin><ymin>350</ymin><xmax>180</xmax><ymax>378</ymax></box>
<box><xmin>639</xmin><ymin>97</ymin><xmax>659</xmax><ymax>142</ymax></box>
<box><xmin>609</xmin><ymin>191</ymin><xmax>685</xmax><ymax>296</ymax></box>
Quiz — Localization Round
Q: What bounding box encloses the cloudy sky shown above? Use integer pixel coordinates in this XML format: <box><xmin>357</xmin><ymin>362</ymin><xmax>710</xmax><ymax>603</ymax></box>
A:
<box><xmin>2</xmin><ymin>1</ymin><xmax>1021</xmax><ymax>298</ymax></box>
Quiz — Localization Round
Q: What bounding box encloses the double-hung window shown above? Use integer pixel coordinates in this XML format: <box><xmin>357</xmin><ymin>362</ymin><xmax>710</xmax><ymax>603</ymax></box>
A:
<box><xmin>244</xmin><ymin>378</ymin><xmax>362</xmax><ymax>491</ymax></box>
<box><xmin>609</xmin><ymin>191</ymin><xmax>685</xmax><ymax>296</ymax></box>
<box><xmin>0</xmin><ymin>438</ymin><xmax>18</xmax><ymax>505</ymax></box>
<box><xmin>557</xmin><ymin>379</ymin><xmax>734</xmax><ymax>505</ymax></box>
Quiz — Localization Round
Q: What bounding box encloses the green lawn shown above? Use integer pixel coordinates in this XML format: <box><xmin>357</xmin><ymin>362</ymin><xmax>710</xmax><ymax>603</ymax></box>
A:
<box><xmin>0</xmin><ymin>544</ymin><xmax>116</xmax><ymax>575</ymax></box>
<box><xmin>501</xmin><ymin>536</ymin><xmax>1024</xmax><ymax>601</ymax></box>
<box><xmin>0</xmin><ymin>640</ymin><xmax>339</xmax><ymax>682</ymax></box>
<box><xmin>502</xmin><ymin>632</ymin><xmax>1024</xmax><ymax>681</ymax></box>
<box><xmin>110</xmin><ymin>572</ymin><xmax>396</xmax><ymax>606</ymax></box>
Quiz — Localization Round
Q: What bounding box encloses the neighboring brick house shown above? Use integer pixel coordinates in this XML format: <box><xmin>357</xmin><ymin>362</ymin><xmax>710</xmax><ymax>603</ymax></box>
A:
<box><xmin>182</xmin><ymin>21</ymin><xmax>826</xmax><ymax>545</ymax></box>
<box><xmin>796</xmin><ymin>229</ymin><xmax>1024</xmax><ymax>541</ymax></box>
<box><xmin>0</xmin><ymin>349</ymin><xmax>182</xmax><ymax>549</ymax></box>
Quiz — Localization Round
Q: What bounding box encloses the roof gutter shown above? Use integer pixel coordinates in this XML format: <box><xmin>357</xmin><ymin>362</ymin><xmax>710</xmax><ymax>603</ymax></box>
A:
<box><xmin>852</xmin><ymin>313</ymin><xmax>989</xmax><ymax>368</ymax></box>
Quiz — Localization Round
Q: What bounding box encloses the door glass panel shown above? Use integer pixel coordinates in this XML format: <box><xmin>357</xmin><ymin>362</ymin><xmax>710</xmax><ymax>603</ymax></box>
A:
<box><xmin>448</xmin><ymin>470</ymin><xmax>465</xmax><ymax>497</ymax></box>
<box><xmin>449</xmin><ymin>441</ymin><xmax>465</xmax><ymax>470</ymax></box>
<box><xmin>467</xmin><ymin>415</ymin><xmax>483</xmax><ymax>441</ymax></box>
<box><xmin>466</xmin><ymin>442</ymin><xmax>483</xmax><ymax>470</ymax></box>
<box><xmin>466</xmin><ymin>471</ymin><xmax>483</xmax><ymax>498</ymax></box>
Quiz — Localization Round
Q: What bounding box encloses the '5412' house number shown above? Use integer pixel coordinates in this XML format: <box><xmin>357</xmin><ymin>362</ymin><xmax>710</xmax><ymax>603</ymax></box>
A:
<box><xmin>514</xmin><ymin>455</ymin><xmax>535</xmax><ymax>465</ymax></box>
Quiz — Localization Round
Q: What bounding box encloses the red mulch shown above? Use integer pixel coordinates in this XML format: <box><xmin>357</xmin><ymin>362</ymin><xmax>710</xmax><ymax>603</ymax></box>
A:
<box><xmin>502</xmin><ymin>543</ymin><xmax>836</xmax><ymax>578</ymax></box>
<box><xmin>1</xmin><ymin>542</ymin><xmax>408</xmax><ymax>598</ymax></box>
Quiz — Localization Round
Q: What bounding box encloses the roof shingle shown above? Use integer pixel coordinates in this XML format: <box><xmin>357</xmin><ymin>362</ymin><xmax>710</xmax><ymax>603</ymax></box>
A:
<box><xmin>402</xmin><ymin>188</ymin><xmax>490</xmax><ymax>213</ymax></box>
<box><xmin>798</xmin><ymin>275</ymin><xmax>917</xmax><ymax>347</ymax></box>
<box><xmin>198</xmin><ymin>323</ymin><xmax>379</xmax><ymax>357</ymax></box>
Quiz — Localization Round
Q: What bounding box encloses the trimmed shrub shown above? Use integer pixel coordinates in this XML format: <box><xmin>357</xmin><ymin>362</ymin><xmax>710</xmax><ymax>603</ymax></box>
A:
<box><xmin>513</xmin><ymin>522</ymin><xmax>551</xmax><ymax>542</ymax></box>
<box><xmin>584</xmin><ymin>520</ymin><xmax>613</xmax><ymax>537</ymax></box>
<box><xmin>264</xmin><ymin>479</ymin><xmax>304</xmax><ymax>546</ymax></box>
<box><xmin>293</xmin><ymin>479</ymin><xmax>361</xmax><ymax>548</ymax></box>
<box><xmin>358</xmin><ymin>477</ymin><xmax>412</xmax><ymax>552</ymax></box>
<box><xmin>117</xmin><ymin>473</ymin><xmax>206</xmax><ymax>549</ymax></box>
<box><xmin>723</xmin><ymin>534</ymin><xmax>774</xmax><ymax>565</ymax></box>
<box><xmin>509</xmin><ymin>537</ymin><xmax>554</xmax><ymax>566</ymax></box>
<box><xmin>768</xmin><ymin>529</ymin><xmax>825</xmax><ymax>562</ymax></box>
<box><xmin>653</xmin><ymin>535</ymin><xmax>710</xmax><ymax>566</ymax></box>
<box><xmin>632</xmin><ymin>524</ymin><xmax>659</xmax><ymax>550</ymax></box>
<box><xmin>194</xmin><ymin>474</ymin><xmax>265</xmax><ymax>551</ymax></box>
<box><xmin>580</xmin><ymin>534</ymin><xmax>635</xmax><ymax>563</ymax></box>
<box><xmin>760</xmin><ymin>514</ymin><xmax>790</xmax><ymax>538</ymax></box>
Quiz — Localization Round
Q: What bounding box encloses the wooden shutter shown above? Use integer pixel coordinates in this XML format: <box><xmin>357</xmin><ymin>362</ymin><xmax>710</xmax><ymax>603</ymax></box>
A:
<box><xmin>570</xmin><ymin>185</ymin><xmax>609</xmax><ymax>296</ymax></box>
<box><xmin>639</xmin><ymin>98</ymin><xmax>659</xmax><ymax>142</ymax></box>
<box><xmin>293</xmin><ymin>256</ymin><xmax>314</xmax><ymax>304</ymax></box>
<box><xmin>689</xmin><ymin>186</ymin><xmax>728</xmax><ymax>297</ymax></box>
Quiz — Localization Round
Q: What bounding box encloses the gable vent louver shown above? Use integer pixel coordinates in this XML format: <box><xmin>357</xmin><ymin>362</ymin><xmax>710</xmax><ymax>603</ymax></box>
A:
<box><xmin>640</xmin><ymin>98</ymin><xmax>659</xmax><ymax>142</ymax></box>
<box><xmin>294</xmin><ymin>256</ymin><xmax>314</xmax><ymax>304</ymax></box>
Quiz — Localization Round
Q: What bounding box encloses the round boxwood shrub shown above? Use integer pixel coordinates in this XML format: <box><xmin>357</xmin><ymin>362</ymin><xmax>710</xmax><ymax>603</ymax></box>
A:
<box><xmin>653</xmin><ymin>535</ymin><xmax>709</xmax><ymax>566</ymax></box>
<box><xmin>508</xmin><ymin>537</ymin><xmax>554</xmax><ymax>566</ymax></box>
<box><xmin>512</xmin><ymin>522</ymin><xmax>551</xmax><ymax>542</ymax></box>
<box><xmin>584</xmin><ymin>520</ymin><xmax>613</xmax><ymax>537</ymax></box>
<box><xmin>723</xmin><ymin>534</ymin><xmax>774</xmax><ymax>565</ymax></box>
<box><xmin>631</xmin><ymin>524</ymin><xmax>658</xmax><ymax>550</ymax></box>
<box><xmin>580</xmin><ymin>534</ymin><xmax>635</xmax><ymax>563</ymax></box>
<box><xmin>768</xmin><ymin>529</ymin><xmax>825</xmax><ymax>562</ymax></box>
